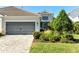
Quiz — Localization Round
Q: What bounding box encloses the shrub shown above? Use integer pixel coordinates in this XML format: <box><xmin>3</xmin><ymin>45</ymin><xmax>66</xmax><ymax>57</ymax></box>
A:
<box><xmin>39</xmin><ymin>30</ymin><xmax>61</xmax><ymax>42</ymax></box>
<box><xmin>43</xmin><ymin>30</ymin><xmax>53</xmax><ymax>35</ymax></box>
<box><xmin>50</xmin><ymin>36</ymin><xmax>61</xmax><ymax>42</ymax></box>
<box><xmin>60</xmin><ymin>33</ymin><xmax>74</xmax><ymax>43</ymax></box>
<box><xmin>32</xmin><ymin>31</ymin><xmax>41</xmax><ymax>39</ymax></box>
<box><xmin>39</xmin><ymin>30</ymin><xmax>53</xmax><ymax>41</ymax></box>
<box><xmin>73</xmin><ymin>22</ymin><xmax>79</xmax><ymax>34</ymax></box>
<box><xmin>50</xmin><ymin>31</ymin><xmax>61</xmax><ymax>42</ymax></box>
<box><xmin>39</xmin><ymin>34</ymin><xmax>50</xmax><ymax>41</ymax></box>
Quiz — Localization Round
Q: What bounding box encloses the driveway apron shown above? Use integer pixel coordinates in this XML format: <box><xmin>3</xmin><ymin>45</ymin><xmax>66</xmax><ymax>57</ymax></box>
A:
<box><xmin>0</xmin><ymin>35</ymin><xmax>34</xmax><ymax>53</ymax></box>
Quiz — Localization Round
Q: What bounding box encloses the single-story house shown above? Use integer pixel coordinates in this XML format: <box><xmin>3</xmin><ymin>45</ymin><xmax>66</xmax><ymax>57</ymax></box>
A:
<box><xmin>0</xmin><ymin>6</ymin><xmax>53</xmax><ymax>35</ymax></box>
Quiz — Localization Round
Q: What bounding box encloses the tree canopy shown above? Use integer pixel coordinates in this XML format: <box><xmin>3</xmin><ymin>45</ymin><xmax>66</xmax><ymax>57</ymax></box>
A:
<box><xmin>49</xmin><ymin>9</ymin><xmax>73</xmax><ymax>32</ymax></box>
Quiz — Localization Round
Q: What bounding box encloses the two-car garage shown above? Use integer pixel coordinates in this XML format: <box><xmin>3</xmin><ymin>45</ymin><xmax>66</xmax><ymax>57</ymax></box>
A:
<box><xmin>6</xmin><ymin>22</ymin><xmax>35</xmax><ymax>35</ymax></box>
<box><xmin>0</xmin><ymin>6</ymin><xmax>40</xmax><ymax>35</ymax></box>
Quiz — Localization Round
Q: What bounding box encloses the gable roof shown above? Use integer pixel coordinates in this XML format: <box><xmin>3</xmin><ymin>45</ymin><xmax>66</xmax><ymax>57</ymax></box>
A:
<box><xmin>68</xmin><ymin>8</ymin><xmax>79</xmax><ymax>18</ymax></box>
<box><xmin>0</xmin><ymin>6</ymin><xmax>38</xmax><ymax>16</ymax></box>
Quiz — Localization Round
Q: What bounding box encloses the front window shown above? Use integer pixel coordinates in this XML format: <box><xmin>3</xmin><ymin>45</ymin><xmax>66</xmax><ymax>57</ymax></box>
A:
<box><xmin>42</xmin><ymin>16</ymin><xmax>48</xmax><ymax>20</ymax></box>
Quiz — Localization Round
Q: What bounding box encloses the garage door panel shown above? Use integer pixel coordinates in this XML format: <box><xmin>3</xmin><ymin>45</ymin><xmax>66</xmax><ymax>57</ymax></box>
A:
<box><xmin>6</xmin><ymin>22</ymin><xmax>35</xmax><ymax>35</ymax></box>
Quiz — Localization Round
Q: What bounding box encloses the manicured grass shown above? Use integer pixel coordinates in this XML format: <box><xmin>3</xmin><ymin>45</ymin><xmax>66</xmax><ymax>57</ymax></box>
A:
<box><xmin>30</xmin><ymin>34</ymin><xmax>79</xmax><ymax>53</ymax></box>
<box><xmin>73</xmin><ymin>34</ymin><xmax>79</xmax><ymax>39</ymax></box>
<box><xmin>30</xmin><ymin>42</ymin><xmax>79</xmax><ymax>53</ymax></box>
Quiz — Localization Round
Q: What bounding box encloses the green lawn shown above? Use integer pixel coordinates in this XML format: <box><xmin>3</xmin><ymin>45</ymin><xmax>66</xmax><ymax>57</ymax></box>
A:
<box><xmin>30</xmin><ymin>42</ymin><xmax>79</xmax><ymax>53</ymax></box>
<box><xmin>73</xmin><ymin>34</ymin><xmax>79</xmax><ymax>39</ymax></box>
<box><xmin>30</xmin><ymin>34</ymin><xmax>79</xmax><ymax>53</ymax></box>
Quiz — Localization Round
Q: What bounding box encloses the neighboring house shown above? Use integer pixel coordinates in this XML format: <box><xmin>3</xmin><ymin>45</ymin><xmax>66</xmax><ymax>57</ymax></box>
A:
<box><xmin>0</xmin><ymin>6</ymin><xmax>53</xmax><ymax>35</ymax></box>
<box><xmin>69</xmin><ymin>8</ymin><xmax>79</xmax><ymax>22</ymax></box>
<box><xmin>38</xmin><ymin>11</ymin><xmax>53</xmax><ymax>30</ymax></box>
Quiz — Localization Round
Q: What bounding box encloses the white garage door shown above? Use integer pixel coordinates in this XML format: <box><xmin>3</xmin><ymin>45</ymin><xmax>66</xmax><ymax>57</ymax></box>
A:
<box><xmin>6</xmin><ymin>22</ymin><xmax>35</xmax><ymax>35</ymax></box>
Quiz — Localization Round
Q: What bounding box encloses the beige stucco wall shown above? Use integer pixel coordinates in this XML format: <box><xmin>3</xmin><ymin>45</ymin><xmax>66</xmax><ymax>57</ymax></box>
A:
<box><xmin>4</xmin><ymin>16</ymin><xmax>40</xmax><ymax>20</ymax></box>
<box><xmin>1</xmin><ymin>16</ymin><xmax>40</xmax><ymax>34</ymax></box>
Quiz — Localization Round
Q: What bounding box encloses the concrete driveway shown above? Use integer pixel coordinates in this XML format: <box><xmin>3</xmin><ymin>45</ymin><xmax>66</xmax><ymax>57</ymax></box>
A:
<box><xmin>0</xmin><ymin>35</ymin><xmax>34</xmax><ymax>53</ymax></box>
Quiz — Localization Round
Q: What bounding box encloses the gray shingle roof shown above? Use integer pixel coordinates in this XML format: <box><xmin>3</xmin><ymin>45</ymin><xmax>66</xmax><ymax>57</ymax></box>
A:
<box><xmin>0</xmin><ymin>6</ymin><xmax>38</xmax><ymax>16</ymax></box>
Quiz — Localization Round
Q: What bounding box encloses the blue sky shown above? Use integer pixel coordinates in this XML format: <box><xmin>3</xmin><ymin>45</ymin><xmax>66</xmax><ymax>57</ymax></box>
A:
<box><xmin>17</xmin><ymin>6</ymin><xmax>79</xmax><ymax>17</ymax></box>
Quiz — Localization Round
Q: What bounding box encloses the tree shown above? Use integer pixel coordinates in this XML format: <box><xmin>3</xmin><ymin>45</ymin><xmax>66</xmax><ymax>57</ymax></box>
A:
<box><xmin>73</xmin><ymin>22</ymin><xmax>79</xmax><ymax>34</ymax></box>
<box><xmin>48</xmin><ymin>17</ymin><xmax>55</xmax><ymax>30</ymax></box>
<box><xmin>49</xmin><ymin>9</ymin><xmax>73</xmax><ymax>32</ymax></box>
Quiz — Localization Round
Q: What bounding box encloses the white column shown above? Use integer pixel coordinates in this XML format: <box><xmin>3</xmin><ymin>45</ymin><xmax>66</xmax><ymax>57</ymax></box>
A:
<box><xmin>35</xmin><ymin>20</ymin><xmax>40</xmax><ymax>32</ymax></box>
<box><xmin>2</xmin><ymin>20</ymin><xmax>6</xmax><ymax>34</ymax></box>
